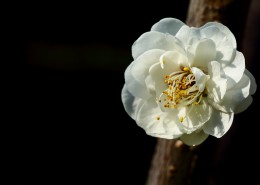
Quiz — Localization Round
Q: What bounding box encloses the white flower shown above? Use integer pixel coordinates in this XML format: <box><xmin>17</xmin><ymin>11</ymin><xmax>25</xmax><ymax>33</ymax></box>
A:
<box><xmin>121</xmin><ymin>18</ymin><xmax>257</xmax><ymax>145</ymax></box>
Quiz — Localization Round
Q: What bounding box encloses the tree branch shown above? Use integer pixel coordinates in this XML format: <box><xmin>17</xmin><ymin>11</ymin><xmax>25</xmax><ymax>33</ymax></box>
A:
<box><xmin>146</xmin><ymin>140</ymin><xmax>198</xmax><ymax>185</ymax></box>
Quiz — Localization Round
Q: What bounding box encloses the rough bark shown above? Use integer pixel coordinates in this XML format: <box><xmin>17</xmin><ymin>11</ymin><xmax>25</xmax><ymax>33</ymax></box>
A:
<box><xmin>146</xmin><ymin>0</ymin><xmax>252</xmax><ymax>185</ymax></box>
<box><xmin>187</xmin><ymin>0</ymin><xmax>237</xmax><ymax>27</ymax></box>
<box><xmin>146</xmin><ymin>140</ymin><xmax>198</xmax><ymax>185</ymax></box>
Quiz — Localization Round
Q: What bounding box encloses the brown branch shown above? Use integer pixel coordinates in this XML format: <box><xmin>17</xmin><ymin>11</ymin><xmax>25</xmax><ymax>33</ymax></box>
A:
<box><xmin>146</xmin><ymin>1</ymin><xmax>252</xmax><ymax>185</ymax></box>
<box><xmin>146</xmin><ymin>140</ymin><xmax>198</xmax><ymax>185</ymax></box>
<box><xmin>186</xmin><ymin>0</ymin><xmax>236</xmax><ymax>27</ymax></box>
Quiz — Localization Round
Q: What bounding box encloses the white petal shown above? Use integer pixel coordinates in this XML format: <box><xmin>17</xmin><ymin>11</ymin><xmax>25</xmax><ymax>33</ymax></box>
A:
<box><xmin>208</xmin><ymin>61</ymin><xmax>224</xmax><ymax>81</ymax></box>
<box><xmin>223</xmin><ymin>51</ymin><xmax>245</xmax><ymax>89</ymax></box>
<box><xmin>132</xmin><ymin>31</ymin><xmax>182</xmax><ymax>59</ymax></box>
<box><xmin>180</xmin><ymin>130</ymin><xmax>209</xmax><ymax>146</ymax></box>
<box><xmin>148</xmin><ymin>112</ymin><xmax>184</xmax><ymax>139</ymax></box>
<box><xmin>223</xmin><ymin>73</ymin><xmax>251</xmax><ymax>109</ymax></box>
<box><xmin>215</xmin><ymin>39</ymin><xmax>235</xmax><ymax>63</ymax></box>
<box><xmin>148</xmin><ymin>133</ymin><xmax>176</xmax><ymax>139</ymax></box>
<box><xmin>207</xmin><ymin>61</ymin><xmax>227</xmax><ymax>102</ymax></box>
<box><xmin>136</xmin><ymin>98</ymin><xmax>163</xmax><ymax>131</ymax></box>
<box><xmin>176</xmin><ymin>27</ymin><xmax>203</xmax><ymax>64</ymax></box>
<box><xmin>191</xmin><ymin>67</ymin><xmax>209</xmax><ymax>92</ymax></box>
<box><xmin>125</xmin><ymin>49</ymin><xmax>165</xmax><ymax>99</ymax></box>
<box><xmin>175</xmin><ymin>26</ymin><xmax>206</xmax><ymax>65</ymax></box>
<box><xmin>149</xmin><ymin>62</ymin><xmax>168</xmax><ymax>98</ymax></box>
<box><xmin>131</xmin><ymin>49</ymin><xmax>164</xmax><ymax>95</ymax></box>
<box><xmin>151</xmin><ymin>18</ymin><xmax>185</xmax><ymax>36</ymax></box>
<box><xmin>136</xmin><ymin>98</ymin><xmax>183</xmax><ymax>139</ymax></box>
<box><xmin>131</xmin><ymin>49</ymin><xmax>165</xmax><ymax>85</ymax></box>
<box><xmin>125</xmin><ymin>62</ymin><xmax>150</xmax><ymax>99</ymax></box>
<box><xmin>145</xmin><ymin>75</ymin><xmax>156</xmax><ymax>96</ymax></box>
<box><xmin>176</xmin><ymin>23</ymin><xmax>235</xmax><ymax>64</ymax></box>
<box><xmin>163</xmin><ymin>113</ymin><xmax>184</xmax><ymax>137</ymax></box>
<box><xmin>178</xmin><ymin>99</ymin><xmax>212</xmax><ymax>133</ymax></box>
<box><xmin>160</xmin><ymin>51</ymin><xmax>189</xmax><ymax>70</ymax></box>
<box><xmin>244</xmin><ymin>69</ymin><xmax>257</xmax><ymax>95</ymax></box>
<box><xmin>200</xmin><ymin>25</ymin><xmax>235</xmax><ymax>63</ymax></box>
<box><xmin>175</xmin><ymin>26</ymin><xmax>201</xmax><ymax>49</ymax></box>
<box><xmin>192</xmin><ymin>39</ymin><xmax>216</xmax><ymax>69</ymax></box>
<box><xmin>210</xmin><ymin>73</ymin><xmax>251</xmax><ymax>112</ymax></box>
<box><xmin>234</xmin><ymin>96</ymin><xmax>253</xmax><ymax>114</ymax></box>
<box><xmin>231</xmin><ymin>68</ymin><xmax>256</xmax><ymax>114</ymax></box>
<box><xmin>149</xmin><ymin>51</ymin><xmax>189</xmax><ymax>98</ymax></box>
<box><xmin>203</xmin><ymin>109</ymin><xmax>234</xmax><ymax>138</ymax></box>
<box><xmin>201</xmin><ymin>22</ymin><xmax>237</xmax><ymax>49</ymax></box>
<box><xmin>121</xmin><ymin>85</ymin><xmax>145</xmax><ymax>120</ymax></box>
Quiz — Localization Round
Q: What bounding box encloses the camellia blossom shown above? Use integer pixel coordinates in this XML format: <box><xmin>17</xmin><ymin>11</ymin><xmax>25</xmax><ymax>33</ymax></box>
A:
<box><xmin>121</xmin><ymin>18</ymin><xmax>257</xmax><ymax>145</ymax></box>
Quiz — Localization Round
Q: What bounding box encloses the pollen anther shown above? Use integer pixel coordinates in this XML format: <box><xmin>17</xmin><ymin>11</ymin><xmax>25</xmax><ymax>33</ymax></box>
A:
<box><xmin>158</xmin><ymin>67</ymin><xmax>204</xmax><ymax>109</ymax></box>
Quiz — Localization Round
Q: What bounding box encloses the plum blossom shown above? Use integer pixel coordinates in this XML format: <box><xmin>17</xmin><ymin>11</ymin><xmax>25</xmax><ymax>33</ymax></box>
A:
<box><xmin>121</xmin><ymin>18</ymin><xmax>257</xmax><ymax>145</ymax></box>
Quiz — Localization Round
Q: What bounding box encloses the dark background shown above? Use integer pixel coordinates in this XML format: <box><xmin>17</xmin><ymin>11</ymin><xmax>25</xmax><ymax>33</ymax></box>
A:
<box><xmin>8</xmin><ymin>1</ymin><xmax>259</xmax><ymax>184</ymax></box>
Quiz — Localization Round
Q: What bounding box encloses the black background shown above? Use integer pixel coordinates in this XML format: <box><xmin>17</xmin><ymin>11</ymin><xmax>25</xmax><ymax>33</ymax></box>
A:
<box><xmin>8</xmin><ymin>1</ymin><xmax>260</xmax><ymax>184</ymax></box>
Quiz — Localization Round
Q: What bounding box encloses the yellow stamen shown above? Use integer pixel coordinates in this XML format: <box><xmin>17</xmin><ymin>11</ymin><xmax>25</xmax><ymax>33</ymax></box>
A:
<box><xmin>183</xmin><ymin>67</ymin><xmax>189</xmax><ymax>71</ymax></box>
<box><xmin>159</xmin><ymin>68</ymin><xmax>203</xmax><ymax>109</ymax></box>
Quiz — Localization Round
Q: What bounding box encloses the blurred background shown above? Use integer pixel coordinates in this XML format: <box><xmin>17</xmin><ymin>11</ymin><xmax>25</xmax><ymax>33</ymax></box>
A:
<box><xmin>9</xmin><ymin>0</ymin><xmax>259</xmax><ymax>184</ymax></box>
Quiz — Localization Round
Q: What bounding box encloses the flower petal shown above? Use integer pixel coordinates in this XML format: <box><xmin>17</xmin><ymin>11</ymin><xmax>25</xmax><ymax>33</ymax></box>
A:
<box><xmin>148</xmin><ymin>62</ymin><xmax>168</xmax><ymax>99</ymax></box>
<box><xmin>232</xmin><ymin>69</ymin><xmax>256</xmax><ymax>114</ymax></box>
<box><xmin>234</xmin><ymin>96</ymin><xmax>253</xmax><ymax>114</ymax></box>
<box><xmin>244</xmin><ymin>69</ymin><xmax>257</xmax><ymax>95</ymax></box>
<box><xmin>180</xmin><ymin>130</ymin><xmax>209</xmax><ymax>146</ymax></box>
<box><xmin>176</xmin><ymin>23</ymin><xmax>235</xmax><ymax>63</ymax></box>
<box><xmin>209</xmin><ymin>73</ymin><xmax>251</xmax><ymax>112</ymax></box>
<box><xmin>178</xmin><ymin>99</ymin><xmax>212</xmax><ymax>133</ymax></box>
<box><xmin>125</xmin><ymin>62</ymin><xmax>151</xmax><ymax>99</ymax></box>
<box><xmin>151</xmin><ymin>18</ymin><xmax>185</xmax><ymax>36</ymax></box>
<box><xmin>203</xmin><ymin>109</ymin><xmax>234</xmax><ymax>138</ymax></box>
<box><xmin>160</xmin><ymin>51</ymin><xmax>189</xmax><ymax>71</ymax></box>
<box><xmin>223</xmin><ymin>73</ymin><xmax>251</xmax><ymax>110</ymax></box>
<box><xmin>135</xmin><ymin>98</ymin><xmax>162</xmax><ymax>131</ymax></box>
<box><xmin>175</xmin><ymin>26</ymin><xmax>201</xmax><ymax>49</ymax></box>
<box><xmin>149</xmin><ymin>51</ymin><xmax>189</xmax><ymax>98</ymax></box>
<box><xmin>200</xmin><ymin>25</ymin><xmax>235</xmax><ymax>63</ymax></box>
<box><xmin>176</xmin><ymin>26</ymin><xmax>211</xmax><ymax>65</ymax></box>
<box><xmin>148</xmin><ymin>133</ymin><xmax>177</xmax><ymax>139</ymax></box>
<box><xmin>125</xmin><ymin>49</ymin><xmax>165</xmax><ymax>99</ymax></box>
<box><xmin>163</xmin><ymin>113</ymin><xmax>184</xmax><ymax>137</ymax></box>
<box><xmin>132</xmin><ymin>31</ymin><xmax>182</xmax><ymax>59</ymax></box>
<box><xmin>131</xmin><ymin>49</ymin><xmax>165</xmax><ymax>85</ymax></box>
<box><xmin>147</xmin><ymin>112</ymin><xmax>184</xmax><ymax>139</ymax></box>
<box><xmin>192</xmin><ymin>39</ymin><xmax>216</xmax><ymax>70</ymax></box>
<box><xmin>191</xmin><ymin>67</ymin><xmax>209</xmax><ymax>92</ymax></box>
<box><xmin>223</xmin><ymin>51</ymin><xmax>245</xmax><ymax>89</ymax></box>
<box><xmin>136</xmin><ymin>98</ymin><xmax>183</xmax><ymax>139</ymax></box>
<box><xmin>121</xmin><ymin>85</ymin><xmax>145</xmax><ymax>120</ymax></box>
<box><xmin>145</xmin><ymin>75</ymin><xmax>156</xmax><ymax>96</ymax></box>
<box><xmin>131</xmin><ymin>49</ymin><xmax>165</xmax><ymax>94</ymax></box>
<box><xmin>207</xmin><ymin>61</ymin><xmax>227</xmax><ymax>102</ymax></box>
<box><xmin>201</xmin><ymin>22</ymin><xmax>237</xmax><ymax>49</ymax></box>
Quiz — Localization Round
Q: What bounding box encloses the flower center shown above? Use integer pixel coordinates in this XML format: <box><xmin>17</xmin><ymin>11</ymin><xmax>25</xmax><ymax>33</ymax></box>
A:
<box><xmin>159</xmin><ymin>67</ymin><xmax>204</xmax><ymax>109</ymax></box>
